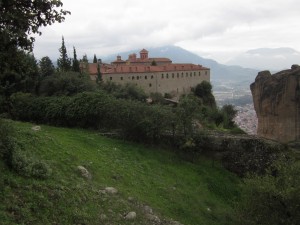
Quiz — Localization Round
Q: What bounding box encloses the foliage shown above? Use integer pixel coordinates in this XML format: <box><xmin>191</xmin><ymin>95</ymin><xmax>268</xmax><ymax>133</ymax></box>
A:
<box><xmin>175</xmin><ymin>95</ymin><xmax>201</xmax><ymax>137</ymax></box>
<box><xmin>81</xmin><ymin>54</ymin><xmax>88</xmax><ymax>63</ymax></box>
<box><xmin>0</xmin><ymin>0</ymin><xmax>70</xmax><ymax>51</ymax></box>
<box><xmin>101</xmin><ymin>82</ymin><xmax>148</xmax><ymax>102</ymax></box>
<box><xmin>39</xmin><ymin>56</ymin><xmax>55</xmax><ymax>77</ymax></box>
<box><xmin>221</xmin><ymin>139</ymin><xmax>284</xmax><ymax>176</ymax></box>
<box><xmin>0</xmin><ymin>119</ymin><xmax>51</xmax><ymax>179</ymax></box>
<box><xmin>221</xmin><ymin>104</ymin><xmax>237</xmax><ymax>129</ymax></box>
<box><xmin>0</xmin><ymin>51</ymin><xmax>39</xmax><ymax>96</ymax></box>
<box><xmin>11</xmin><ymin>149</ymin><xmax>52</xmax><ymax>179</ymax></box>
<box><xmin>149</xmin><ymin>92</ymin><xmax>165</xmax><ymax>104</ymax></box>
<box><xmin>235</xmin><ymin>158</ymin><xmax>300</xmax><ymax>225</ymax></box>
<box><xmin>72</xmin><ymin>47</ymin><xmax>80</xmax><ymax>73</ymax></box>
<box><xmin>93</xmin><ymin>54</ymin><xmax>97</xmax><ymax>63</ymax></box>
<box><xmin>57</xmin><ymin>36</ymin><xmax>71</xmax><ymax>72</ymax></box>
<box><xmin>38</xmin><ymin>72</ymin><xmax>96</xmax><ymax>96</ymax></box>
<box><xmin>193</xmin><ymin>81</ymin><xmax>216</xmax><ymax>108</ymax></box>
<box><xmin>9</xmin><ymin>91</ymin><xmax>173</xmax><ymax>143</ymax></box>
<box><xmin>151</xmin><ymin>60</ymin><xmax>157</xmax><ymax>66</ymax></box>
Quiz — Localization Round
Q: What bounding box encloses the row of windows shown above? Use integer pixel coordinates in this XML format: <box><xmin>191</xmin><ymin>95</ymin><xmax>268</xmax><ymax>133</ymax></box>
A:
<box><xmin>109</xmin><ymin>71</ymin><xmax>208</xmax><ymax>81</ymax></box>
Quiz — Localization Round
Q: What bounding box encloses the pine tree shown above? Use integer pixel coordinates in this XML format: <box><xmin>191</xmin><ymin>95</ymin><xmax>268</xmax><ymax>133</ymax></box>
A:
<box><xmin>82</xmin><ymin>54</ymin><xmax>88</xmax><ymax>63</ymax></box>
<box><xmin>57</xmin><ymin>36</ymin><xmax>71</xmax><ymax>72</ymax></box>
<box><xmin>39</xmin><ymin>56</ymin><xmax>55</xmax><ymax>77</ymax></box>
<box><xmin>93</xmin><ymin>54</ymin><xmax>97</xmax><ymax>63</ymax></box>
<box><xmin>72</xmin><ymin>46</ymin><xmax>80</xmax><ymax>72</ymax></box>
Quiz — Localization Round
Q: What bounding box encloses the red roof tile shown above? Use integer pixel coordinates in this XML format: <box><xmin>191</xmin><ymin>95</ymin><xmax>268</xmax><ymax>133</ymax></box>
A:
<box><xmin>86</xmin><ymin>63</ymin><xmax>209</xmax><ymax>75</ymax></box>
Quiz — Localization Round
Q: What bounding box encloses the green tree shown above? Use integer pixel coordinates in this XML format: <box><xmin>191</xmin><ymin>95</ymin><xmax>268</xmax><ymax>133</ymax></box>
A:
<box><xmin>72</xmin><ymin>46</ymin><xmax>80</xmax><ymax>73</ymax></box>
<box><xmin>221</xmin><ymin>104</ymin><xmax>237</xmax><ymax>128</ymax></box>
<box><xmin>93</xmin><ymin>54</ymin><xmax>98</xmax><ymax>63</ymax></box>
<box><xmin>151</xmin><ymin>60</ymin><xmax>157</xmax><ymax>66</ymax></box>
<box><xmin>0</xmin><ymin>51</ymin><xmax>39</xmax><ymax>96</ymax></box>
<box><xmin>57</xmin><ymin>36</ymin><xmax>71</xmax><ymax>72</ymax></box>
<box><xmin>0</xmin><ymin>0</ymin><xmax>70</xmax><ymax>52</ymax></box>
<box><xmin>176</xmin><ymin>95</ymin><xmax>201</xmax><ymax>137</ymax></box>
<box><xmin>82</xmin><ymin>54</ymin><xmax>88</xmax><ymax>63</ymax></box>
<box><xmin>39</xmin><ymin>56</ymin><xmax>55</xmax><ymax>77</ymax></box>
<box><xmin>38</xmin><ymin>72</ymin><xmax>96</xmax><ymax>96</ymax></box>
<box><xmin>194</xmin><ymin>81</ymin><xmax>216</xmax><ymax>108</ymax></box>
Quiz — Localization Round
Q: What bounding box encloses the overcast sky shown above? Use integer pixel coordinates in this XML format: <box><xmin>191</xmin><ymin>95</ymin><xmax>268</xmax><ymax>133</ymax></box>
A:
<box><xmin>33</xmin><ymin>0</ymin><xmax>300</xmax><ymax>64</ymax></box>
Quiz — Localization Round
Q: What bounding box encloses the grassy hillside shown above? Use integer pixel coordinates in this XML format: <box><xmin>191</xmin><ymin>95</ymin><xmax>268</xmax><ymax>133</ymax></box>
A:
<box><xmin>1</xmin><ymin>120</ymin><xmax>240</xmax><ymax>225</ymax></box>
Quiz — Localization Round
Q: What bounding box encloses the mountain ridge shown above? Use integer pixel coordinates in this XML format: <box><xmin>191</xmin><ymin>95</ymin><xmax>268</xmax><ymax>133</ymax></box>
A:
<box><xmin>102</xmin><ymin>45</ymin><xmax>259</xmax><ymax>83</ymax></box>
<box><xmin>227</xmin><ymin>47</ymin><xmax>300</xmax><ymax>70</ymax></box>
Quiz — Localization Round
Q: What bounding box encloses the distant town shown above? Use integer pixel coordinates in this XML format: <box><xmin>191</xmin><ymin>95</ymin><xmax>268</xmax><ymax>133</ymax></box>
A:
<box><xmin>213</xmin><ymin>82</ymin><xmax>257</xmax><ymax>135</ymax></box>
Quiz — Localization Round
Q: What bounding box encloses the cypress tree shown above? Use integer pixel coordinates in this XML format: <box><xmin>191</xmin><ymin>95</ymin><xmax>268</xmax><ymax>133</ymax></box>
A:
<box><xmin>72</xmin><ymin>46</ymin><xmax>80</xmax><ymax>72</ymax></box>
<box><xmin>93</xmin><ymin>54</ymin><xmax>97</xmax><ymax>63</ymax></box>
<box><xmin>57</xmin><ymin>36</ymin><xmax>71</xmax><ymax>72</ymax></box>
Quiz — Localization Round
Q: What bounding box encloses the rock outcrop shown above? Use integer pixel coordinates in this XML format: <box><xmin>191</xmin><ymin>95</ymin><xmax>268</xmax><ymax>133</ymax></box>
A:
<box><xmin>250</xmin><ymin>64</ymin><xmax>300</xmax><ymax>143</ymax></box>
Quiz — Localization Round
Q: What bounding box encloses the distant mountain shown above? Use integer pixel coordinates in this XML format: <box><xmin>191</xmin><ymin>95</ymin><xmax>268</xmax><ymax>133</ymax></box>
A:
<box><xmin>102</xmin><ymin>45</ymin><xmax>259</xmax><ymax>83</ymax></box>
<box><xmin>226</xmin><ymin>47</ymin><xmax>300</xmax><ymax>71</ymax></box>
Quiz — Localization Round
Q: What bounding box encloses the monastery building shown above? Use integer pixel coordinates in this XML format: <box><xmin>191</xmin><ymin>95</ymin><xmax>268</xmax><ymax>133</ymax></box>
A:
<box><xmin>81</xmin><ymin>49</ymin><xmax>210</xmax><ymax>96</ymax></box>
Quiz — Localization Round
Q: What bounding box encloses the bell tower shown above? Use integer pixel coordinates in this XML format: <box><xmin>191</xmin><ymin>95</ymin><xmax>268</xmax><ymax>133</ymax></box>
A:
<box><xmin>139</xmin><ymin>49</ymin><xmax>149</xmax><ymax>60</ymax></box>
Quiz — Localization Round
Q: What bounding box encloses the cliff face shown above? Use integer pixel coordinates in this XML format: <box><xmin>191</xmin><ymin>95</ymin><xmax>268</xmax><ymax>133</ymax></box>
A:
<box><xmin>250</xmin><ymin>65</ymin><xmax>300</xmax><ymax>143</ymax></box>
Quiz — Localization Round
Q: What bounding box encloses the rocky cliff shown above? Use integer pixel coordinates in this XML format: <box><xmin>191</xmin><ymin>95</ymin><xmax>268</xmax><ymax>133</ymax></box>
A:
<box><xmin>250</xmin><ymin>65</ymin><xmax>300</xmax><ymax>143</ymax></box>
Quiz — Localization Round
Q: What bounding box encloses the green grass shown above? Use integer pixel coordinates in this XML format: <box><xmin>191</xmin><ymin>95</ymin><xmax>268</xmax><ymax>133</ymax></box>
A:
<box><xmin>1</xmin><ymin>120</ymin><xmax>240</xmax><ymax>225</ymax></box>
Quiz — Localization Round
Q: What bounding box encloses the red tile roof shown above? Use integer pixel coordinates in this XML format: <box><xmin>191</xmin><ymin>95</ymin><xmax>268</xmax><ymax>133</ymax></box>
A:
<box><xmin>140</xmin><ymin>48</ymin><xmax>149</xmax><ymax>53</ymax></box>
<box><xmin>86</xmin><ymin>63</ymin><xmax>209</xmax><ymax>75</ymax></box>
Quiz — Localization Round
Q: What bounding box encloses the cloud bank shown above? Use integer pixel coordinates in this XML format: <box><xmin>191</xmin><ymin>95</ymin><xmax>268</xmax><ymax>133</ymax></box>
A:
<box><xmin>33</xmin><ymin>0</ymin><xmax>300</xmax><ymax>64</ymax></box>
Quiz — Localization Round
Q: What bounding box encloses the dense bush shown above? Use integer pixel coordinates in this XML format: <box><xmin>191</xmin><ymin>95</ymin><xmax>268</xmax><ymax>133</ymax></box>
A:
<box><xmin>234</xmin><ymin>158</ymin><xmax>300</xmax><ymax>225</ymax></box>
<box><xmin>9</xmin><ymin>91</ymin><xmax>173</xmax><ymax>143</ymax></box>
<box><xmin>0</xmin><ymin>119</ymin><xmax>51</xmax><ymax>179</ymax></box>
<box><xmin>38</xmin><ymin>72</ymin><xmax>96</xmax><ymax>96</ymax></box>
<box><xmin>100</xmin><ymin>82</ymin><xmax>147</xmax><ymax>102</ymax></box>
<box><xmin>221</xmin><ymin>139</ymin><xmax>284</xmax><ymax>176</ymax></box>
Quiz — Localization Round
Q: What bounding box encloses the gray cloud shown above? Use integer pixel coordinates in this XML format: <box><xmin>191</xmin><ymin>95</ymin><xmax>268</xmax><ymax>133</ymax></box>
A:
<box><xmin>33</xmin><ymin>0</ymin><xmax>300</xmax><ymax>63</ymax></box>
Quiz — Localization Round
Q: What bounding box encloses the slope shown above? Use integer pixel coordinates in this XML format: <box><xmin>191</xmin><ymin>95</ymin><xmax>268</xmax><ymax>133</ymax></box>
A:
<box><xmin>0</xmin><ymin>120</ymin><xmax>240</xmax><ymax>225</ymax></box>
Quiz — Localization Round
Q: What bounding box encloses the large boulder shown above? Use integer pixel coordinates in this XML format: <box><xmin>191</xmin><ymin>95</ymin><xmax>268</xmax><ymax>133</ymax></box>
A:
<box><xmin>250</xmin><ymin>65</ymin><xmax>300</xmax><ymax>143</ymax></box>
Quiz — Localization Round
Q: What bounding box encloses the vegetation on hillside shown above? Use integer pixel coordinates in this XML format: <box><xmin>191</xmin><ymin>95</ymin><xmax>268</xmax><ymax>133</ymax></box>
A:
<box><xmin>0</xmin><ymin>120</ymin><xmax>241</xmax><ymax>225</ymax></box>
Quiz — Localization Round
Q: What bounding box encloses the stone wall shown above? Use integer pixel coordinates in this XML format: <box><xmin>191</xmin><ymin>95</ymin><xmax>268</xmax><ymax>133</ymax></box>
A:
<box><xmin>91</xmin><ymin>69</ymin><xmax>210</xmax><ymax>96</ymax></box>
<box><xmin>250</xmin><ymin>65</ymin><xmax>300</xmax><ymax>143</ymax></box>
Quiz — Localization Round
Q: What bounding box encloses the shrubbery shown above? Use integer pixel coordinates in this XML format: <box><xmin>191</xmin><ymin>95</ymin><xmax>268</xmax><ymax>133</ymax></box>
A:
<box><xmin>12</xmin><ymin>150</ymin><xmax>52</xmax><ymax>179</ymax></box>
<box><xmin>38</xmin><ymin>72</ymin><xmax>96</xmax><ymax>96</ymax></box>
<box><xmin>234</xmin><ymin>158</ymin><xmax>300</xmax><ymax>225</ymax></box>
<box><xmin>0</xmin><ymin>119</ymin><xmax>51</xmax><ymax>179</ymax></box>
<box><xmin>9</xmin><ymin>91</ymin><xmax>173</xmax><ymax>142</ymax></box>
